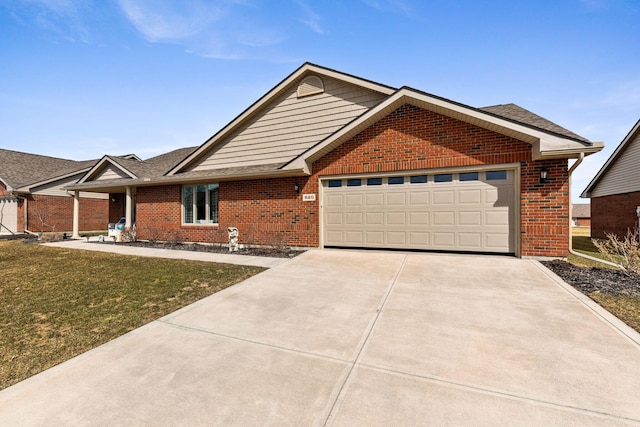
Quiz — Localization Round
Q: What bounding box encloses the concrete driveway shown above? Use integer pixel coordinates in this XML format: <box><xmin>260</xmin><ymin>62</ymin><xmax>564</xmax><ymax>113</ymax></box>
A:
<box><xmin>2</xmin><ymin>249</ymin><xmax>640</xmax><ymax>426</ymax></box>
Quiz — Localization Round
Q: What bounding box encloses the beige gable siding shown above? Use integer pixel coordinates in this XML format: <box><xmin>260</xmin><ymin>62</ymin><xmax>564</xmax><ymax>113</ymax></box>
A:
<box><xmin>591</xmin><ymin>132</ymin><xmax>640</xmax><ymax>197</ymax></box>
<box><xmin>188</xmin><ymin>76</ymin><xmax>387</xmax><ymax>171</ymax></box>
<box><xmin>32</xmin><ymin>174</ymin><xmax>108</xmax><ymax>199</ymax></box>
<box><xmin>94</xmin><ymin>164</ymin><xmax>132</xmax><ymax>181</ymax></box>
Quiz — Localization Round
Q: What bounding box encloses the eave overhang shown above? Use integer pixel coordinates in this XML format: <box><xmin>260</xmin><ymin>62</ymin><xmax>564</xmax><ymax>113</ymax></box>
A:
<box><xmin>286</xmin><ymin>87</ymin><xmax>603</xmax><ymax>172</ymax></box>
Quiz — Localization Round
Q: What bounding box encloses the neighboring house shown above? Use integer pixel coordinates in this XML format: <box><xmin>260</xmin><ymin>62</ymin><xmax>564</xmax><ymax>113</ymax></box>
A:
<box><xmin>68</xmin><ymin>63</ymin><xmax>603</xmax><ymax>257</ymax></box>
<box><xmin>571</xmin><ymin>203</ymin><xmax>590</xmax><ymax>227</ymax></box>
<box><xmin>581</xmin><ymin>119</ymin><xmax>640</xmax><ymax>239</ymax></box>
<box><xmin>0</xmin><ymin>149</ymin><xmax>108</xmax><ymax>235</ymax></box>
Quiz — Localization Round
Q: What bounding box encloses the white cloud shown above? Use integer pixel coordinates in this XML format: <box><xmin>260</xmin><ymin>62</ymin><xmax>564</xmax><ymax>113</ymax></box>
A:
<box><xmin>116</xmin><ymin>0</ymin><xmax>228</xmax><ymax>42</ymax></box>
<box><xmin>361</xmin><ymin>0</ymin><xmax>413</xmax><ymax>16</ymax></box>
<box><xmin>296</xmin><ymin>1</ymin><xmax>324</xmax><ymax>34</ymax></box>
<box><xmin>116</xmin><ymin>0</ymin><xmax>305</xmax><ymax>60</ymax></box>
<box><xmin>1</xmin><ymin>0</ymin><xmax>91</xmax><ymax>42</ymax></box>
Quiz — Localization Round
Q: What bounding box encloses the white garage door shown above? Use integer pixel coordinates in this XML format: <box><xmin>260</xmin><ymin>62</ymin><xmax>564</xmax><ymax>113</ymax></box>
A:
<box><xmin>0</xmin><ymin>198</ymin><xmax>19</xmax><ymax>235</ymax></box>
<box><xmin>322</xmin><ymin>169</ymin><xmax>516</xmax><ymax>253</ymax></box>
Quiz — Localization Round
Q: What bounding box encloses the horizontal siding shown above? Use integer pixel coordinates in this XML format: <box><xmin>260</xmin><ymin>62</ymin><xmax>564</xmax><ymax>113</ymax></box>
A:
<box><xmin>189</xmin><ymin>76</ymin><xmax>387</xmax><ymax>172</ymax></box>
<box><xmin>591</xmin><ymin>132</ymin><xmax>640</xmax><ymax>197</ymax></box>
<box><xmin>31</xmin><ymin>174</ymin><xmax>82</xmax><ymax>197</ymax></box>
<box><xmin>31</xmin><ymin>175</ymin><xmax>109</xmax><ymax>199</ymax></box>
<box><xmin>95</xmin><ymin>165</ymin><xmax>131</xmax><ymax>181</ymax></box>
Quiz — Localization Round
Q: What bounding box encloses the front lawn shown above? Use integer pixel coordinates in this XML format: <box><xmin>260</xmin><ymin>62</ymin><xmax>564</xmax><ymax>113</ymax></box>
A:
<box><xmin>0</xmin><ymin>240</ymin><xmax>264</xmax><ymax>390</ymax></box>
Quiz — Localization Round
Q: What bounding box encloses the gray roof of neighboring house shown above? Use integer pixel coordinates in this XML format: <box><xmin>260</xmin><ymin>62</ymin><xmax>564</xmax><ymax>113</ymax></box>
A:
<box><xmin>0</xmin><ymin>148</ymin><xmax>96</xmax><ymax>190</ymax></box>
<box><xmin>102</xmin><ymin>147</ymin><xmax>198</xmax><ymax>180</ymax></box>
<box><xmin>572</xmin><ymin>203</ymin><xmax>590</xmax><ymax>218</ymax></box>
<box><xmin>480</xmin><ymin>104</ymin><xmax>590</xmax><ymax>143</ymax></box>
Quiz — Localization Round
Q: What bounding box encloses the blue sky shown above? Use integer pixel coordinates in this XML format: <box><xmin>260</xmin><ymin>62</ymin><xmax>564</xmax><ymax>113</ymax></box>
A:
<box><xmin>1</xmin><ymin>0</ymin><xmax>638</xmax><ymax>202</ymax></box>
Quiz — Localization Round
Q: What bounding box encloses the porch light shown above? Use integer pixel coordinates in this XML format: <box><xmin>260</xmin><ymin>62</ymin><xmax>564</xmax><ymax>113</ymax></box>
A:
<box><xmin>540</xmin><ymin>167</ymin><xmax>549</xmax><ymax>184</ymax></box>
<box><xmin>294</xmin><ymin>183</ymin><xmax>300</xmax><ymax>194</ymax></box>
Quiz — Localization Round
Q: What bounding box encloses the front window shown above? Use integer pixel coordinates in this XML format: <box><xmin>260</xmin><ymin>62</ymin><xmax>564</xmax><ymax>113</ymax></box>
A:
<box><xmin>183</xmin><ymin>184</ymin><xmax>219</xmax><ymax>224</ymax></box>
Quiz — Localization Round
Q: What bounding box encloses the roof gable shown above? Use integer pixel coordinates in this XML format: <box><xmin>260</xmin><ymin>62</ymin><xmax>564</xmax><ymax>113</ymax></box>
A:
<box><xmin>581</xmin><ymin>118</ymin><xmax>640</xmax><ymax>198</ymax></box>
<box><xmin>166</xmin><ymin>63</ymin><xmax>395</xmax><ymax>176</ymax></box>
<box><xmin>287</xmin><ymin>88</ymin><xmax>603</xmax><ymax>173</ymax></box>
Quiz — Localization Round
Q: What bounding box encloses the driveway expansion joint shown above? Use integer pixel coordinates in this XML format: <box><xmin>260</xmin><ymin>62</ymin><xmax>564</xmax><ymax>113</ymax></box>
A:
<box><xmin>322</xmin><ymin>254</ymin><xmax>409</xmax><ymax>427</ymax></box>
<box><xmin>156</xmin><ymin>319</ymin><xmax>352</xmax><ymax>365</ymax></box>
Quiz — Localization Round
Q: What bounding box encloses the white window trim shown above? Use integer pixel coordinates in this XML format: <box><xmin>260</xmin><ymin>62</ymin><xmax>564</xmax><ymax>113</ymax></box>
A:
<box><xmin>182</xmin><ymin>183</ymin><xmax>219</xmax><ymax>226</ymax></box>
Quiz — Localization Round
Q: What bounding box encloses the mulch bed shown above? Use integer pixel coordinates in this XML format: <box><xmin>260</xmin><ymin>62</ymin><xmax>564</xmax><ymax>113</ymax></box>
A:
<box><xmin>116</xmin><ymin>240</ymin><xmax>304</xmax><ymax>259</ymax></box>
<box><xmin>542</xmin><ymin>260</ymin><xmax>640</xmax><ymax>297</ymax></box>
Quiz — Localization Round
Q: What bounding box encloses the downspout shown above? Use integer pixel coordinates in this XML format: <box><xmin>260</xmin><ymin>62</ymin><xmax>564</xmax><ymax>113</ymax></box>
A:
<box><xmin>567</xmin><ymin>153</ymin><xmax>620</xmax><ymax>268</ymax></box>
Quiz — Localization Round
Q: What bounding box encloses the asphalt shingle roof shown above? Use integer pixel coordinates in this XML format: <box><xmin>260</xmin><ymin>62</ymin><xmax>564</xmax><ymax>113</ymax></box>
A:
<box><xmin>480</xmin><ymin>103</ymin><xmax>590</xmax><ymax>143</ymax></box>
<box><xmin>0</xmin><ymin>149</ymin><xmax>96</xmax><ymax>189</ymax></box>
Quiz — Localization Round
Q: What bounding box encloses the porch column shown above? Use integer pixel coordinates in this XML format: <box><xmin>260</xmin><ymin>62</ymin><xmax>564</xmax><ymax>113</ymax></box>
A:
<box><xmin>72</xmin><ymin>191</ymin><xmax>80</xmax><ymax>239</ymax></box>
<box><xmin>125</xmin><ymin>186</ymin><xmax>133</xmax><ymax>229</ymax></box>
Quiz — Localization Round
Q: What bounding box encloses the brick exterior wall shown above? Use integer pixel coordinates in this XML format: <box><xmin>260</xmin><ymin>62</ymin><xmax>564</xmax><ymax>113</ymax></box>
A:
<box><xmin>573</xmin><ymin>218</ymin><xmax>591</xmax><ymax>227</ymax></box>
<box><xmin>109</xmin><ymin>193</ymin><xmax>125</xmax><ymax>223</ymax></box>
<box><xmin>133</xmin><ymin>104</ymin><xmax>570</xmax><ymax>257</ymax></box>
<box><xmin>591</xmin><ymin>191</ymin><xmax>640</xmax><ymax>239</ymax></box>
<box><xmin>26</xmin><ymin>194</ymin><xmax>108</xmax><ymax>232</ymax></box>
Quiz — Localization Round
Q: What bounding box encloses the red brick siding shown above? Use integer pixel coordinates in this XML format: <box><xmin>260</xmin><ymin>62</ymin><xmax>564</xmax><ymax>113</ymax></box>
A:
<box><xmin>26</xmin><ymin>195</ymin><xmax>108</xmax><ymax>232</ymax></box>
<box><xmin>313</xmin><ymin>105</ymin><xmax>569</xmax><ymax>257</ymax></box>
<box><xmin>591</xmin><ymin>192</ymin><xmax>640</xmax><ymax>239</ymax></box>
<box><xmin>574</xmin><ymin>218</ymin><xmax>590</xmax><ymax>227</ymax></box>
<box><xmin>109</xmin><ymin>193</ymin><xmax>125</xmax><ymax>223</ymax></box>
<box><xmin>134</xmin><ymin>104</ymin><xmax>570</xmax><ymax>256</ymax></box>
<box><xmin>135</xmin><ymin>180</ymin><xmax>317</xmax><ymax>247</ymax></box>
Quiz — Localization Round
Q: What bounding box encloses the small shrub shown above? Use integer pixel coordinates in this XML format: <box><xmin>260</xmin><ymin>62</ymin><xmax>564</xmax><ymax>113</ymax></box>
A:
<box><xmin>120</xmin><ymin>226</ymin><xmax>137</xmax><ymax>243</ymax></box>
<box><xmin>592</xmin><ymin>229</ymin><xmax>640</xmax><ymax>275</ymax></box>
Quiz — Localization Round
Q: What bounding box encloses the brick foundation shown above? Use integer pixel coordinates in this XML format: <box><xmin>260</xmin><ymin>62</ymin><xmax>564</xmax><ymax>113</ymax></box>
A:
<box><xmin>133</xmin><ymin>104</ymin><xmax>570</xmax><ymax>257</ymax></box>
<box><xmin>591</xmin><ymin>192</ymin><xmax>640</xmax><ymax>239</ymax></box>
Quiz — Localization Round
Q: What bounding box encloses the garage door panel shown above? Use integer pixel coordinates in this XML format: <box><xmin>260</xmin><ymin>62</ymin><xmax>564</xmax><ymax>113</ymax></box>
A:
<box><xmin>387</xmin><ymin>193</ymin><xmax>406</xmax><ymax>205</ymax></box>
<box><xmin>365</xmin><ymin>212</ymin><xmax>384</xmax><ymax>225</ymax></box>
<box><xmin>458</xmin><ymin>189</ymin><xmax>482</xmax><ymax>204</ymax></box>
<box><xmin>387</xmin><ymin>212</ymin><xmax>406</xmax><ymax>225</ymax></box>
<box><xmin>326</xmin><ymin>213</ymin><xmax>343</xmax><ymax>225</ymax></box>
<box><xmin>458</xmin><ymin>233</ymin><xmax>482</xmax><ymax>248</ymax></box>
<box><xmin>386</xmin><ymin>232</ymin><xmax>406</xmax><ymax>245</ymax></box>
<box><xmin>0</xmin><ymin>199</ymin><xmax>18</xmax><ymax>235</ymax></box>
<box><xmin>433</xmin><ymin>211</ymin><xmax>455</xmax><ymax>225</ymax></box>
<box><xmin>486</xmin><ymin>211</ymin><xmax>509</xmax><ymax>226</ymax></box>
<box><xmin>326</xmin><ymin>194</ymin><xmax>343</xmax><ymax>207</ymax></box>
<box><xmin>458</xmin><ymin>211</ymin><xmax>482</xmax><ymax>225</ymax></box>
<box><xmin>323</xmin><ymin>169</ymin><xmax>515</xmax><ymax>253</ymax></box>
<box><xmin>365</xmin><ymin>231</ymin><xmax>384</xmax><ymax>244</ymax></box>
<box><xmin>485</xmin><ymin>233</ymin><xmax>510</xmax><ymax>249</ymax></box>
<box><xmin>345</xmin><ymin>213</ymin><xmax>363</xmax><ymax>225</ymax></box>
<box><xmin>409</xmin><ymin>192</ymin><xmax>430</xmax><ymax>205</ymax></box>
<box><xmin>409</xmin><ymin>212</ymin><xmax>429</xmax><ymax>225</ymax></box>
<box><xmin>346</xmin><ymin>231</ymin><xmax>364</xmax><ymax>244</ymax></box>
<box><xmin>433</xmin><ymin>232</ymin><xmax>455</xmax><ymax>247</ymax></box>
<box><xmin>433</xmin><ymin>190</ymin><xmax>454</xmax><ymax>205</ymax></box>
<box><xmin>409</xmin><ymin>232</ymin><xmax>429</xmax><ymax>245</ymax></box>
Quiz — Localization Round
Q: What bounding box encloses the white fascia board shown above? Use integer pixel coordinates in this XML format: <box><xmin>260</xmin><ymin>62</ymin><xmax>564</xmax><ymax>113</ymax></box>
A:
<box><xmin>166</xmin><ymin>63</ymin><xmax>397</xmax><ymax>176</ymax></box>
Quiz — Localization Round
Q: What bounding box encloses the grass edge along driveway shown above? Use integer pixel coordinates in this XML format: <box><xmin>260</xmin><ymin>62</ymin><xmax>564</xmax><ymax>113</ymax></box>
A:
<box><xmin>0</xmin><ymin>240</ymin><xmax>264</xmax><ymax>390</ymax></box>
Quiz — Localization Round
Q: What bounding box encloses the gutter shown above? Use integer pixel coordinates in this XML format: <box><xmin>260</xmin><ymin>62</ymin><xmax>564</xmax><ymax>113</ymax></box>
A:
<box><xmin>567</xmin><ymin>153</ymin><xmax>621</xmax><ymax>268</ymax></box>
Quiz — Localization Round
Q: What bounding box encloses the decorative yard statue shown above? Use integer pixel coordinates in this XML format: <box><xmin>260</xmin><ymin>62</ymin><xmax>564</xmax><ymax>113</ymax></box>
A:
<box><xmin>227</xmin><ymin>227</ymin><xmax>239</xmax><ymax>252</ymax></box>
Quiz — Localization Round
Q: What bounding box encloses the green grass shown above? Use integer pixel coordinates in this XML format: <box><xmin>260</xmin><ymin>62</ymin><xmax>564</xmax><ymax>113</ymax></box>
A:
<box><xmin>0</xmin><ymin>240</ymin><xmax>264</xmax><ymax>390</ymax></box>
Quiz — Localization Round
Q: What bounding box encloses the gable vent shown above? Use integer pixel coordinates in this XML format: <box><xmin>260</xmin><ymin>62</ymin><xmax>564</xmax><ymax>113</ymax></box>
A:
<box><xmin>297</xmin><ymin>75</ymin><xmax>324</xmax><ymax>98</ymax></box>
